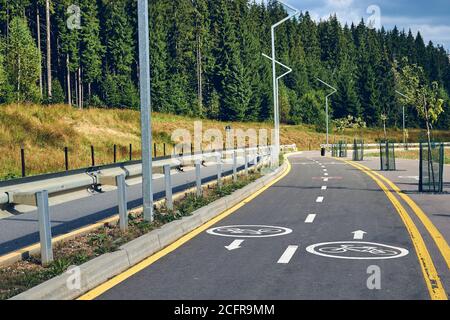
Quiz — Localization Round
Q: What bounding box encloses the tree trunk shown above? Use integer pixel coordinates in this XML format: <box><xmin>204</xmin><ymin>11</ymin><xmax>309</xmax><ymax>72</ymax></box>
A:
<box><xmin>37</xmin><ymin>6</ymin><xmax>43</xmax><ymax>99</ymax></box>
<box><xmin>423</xmin><ymin>95</ymin><xmax>436</xmax><ymax>189</ymax></box>
<box><xmin>78</xmin><ymin>67</ymin><xmax>83</xmax><ymax>109</ymax></box>
<box><xmin>66</xmin><ymin>54</ymin><xmax>72</xmax><ymax>107</ymax></box>
<box><xmin>46</xmin><ymin>0</ymin><xmax>52</xmax><ymax>102</ymax></box>
<box><xmin>17</xmin><ymin>56</ymin><xmax>21</xmax><ymax>103</ymax></box>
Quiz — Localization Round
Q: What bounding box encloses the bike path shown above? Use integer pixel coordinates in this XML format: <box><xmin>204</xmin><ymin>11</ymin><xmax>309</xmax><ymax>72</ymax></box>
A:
<box><xmin>93</xmin><ymin>153</ymin><xmax>434</xmax><ymax>300</ymax></box>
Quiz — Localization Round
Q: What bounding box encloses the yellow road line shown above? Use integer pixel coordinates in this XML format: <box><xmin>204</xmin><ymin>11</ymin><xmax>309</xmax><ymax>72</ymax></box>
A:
<box><xmin>78</xmin><ymin>155</ymin><xmax>294</xmax><ymax>300</ymax></box>
<box><xmin>355</xmin><ymin>162</ymin><xmax>450</xmax><ymax>270</ymax></box>
<box><xmin>346</xmin><ymin>160</ymin><xmax>447</xmax><ymax>300</ymax></box>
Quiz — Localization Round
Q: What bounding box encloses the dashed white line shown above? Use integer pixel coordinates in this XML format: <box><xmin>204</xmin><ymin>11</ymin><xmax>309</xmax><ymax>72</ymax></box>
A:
<box><xmin>323</xmin><ymin>178</ymin><xmax>329</xmax><ymax>182</ymax></box>
<box><xmin>316</xmin><ymin>196</ymin><xmax>324</xmax><ymax>203</ymax></box>
<box><xmin>323</xmin><ymin>169</ymin><xmax>328</xmax><ymax>172</ymax></box>
<box><xmin>305</xmin><ymin>214</ymin><xmax>317</xmax><ymax>223</ymax></box>
<box><xmin>321</xmin><ymin>186</ymin><xmax>327</xmax><ymax>190</ymax></box>
<box><xmin>324</xmin><ymin>173</ymin><xmax>329</xmax><ymax>176</ymax></box>
<box><xmin>277</xmin><ymin>246</ymin><xmax>299</xmax><ymax>264</ymax></box>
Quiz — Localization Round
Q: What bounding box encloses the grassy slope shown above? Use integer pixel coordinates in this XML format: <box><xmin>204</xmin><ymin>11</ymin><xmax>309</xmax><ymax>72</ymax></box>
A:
<box><xmin>1</xmin><ymin>104</ymin><xmax>450</xmax><ymax>179</ymax></box>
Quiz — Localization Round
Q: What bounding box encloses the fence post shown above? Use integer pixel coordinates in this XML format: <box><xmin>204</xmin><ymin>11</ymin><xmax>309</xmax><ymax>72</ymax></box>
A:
<box><xmin>163</xmin><ymin>165</ymin><xmax>173</xmax><ymax>211</ymax></box>
<box><xmin>154</xmin><ymin>143</ymin><xmax>157</xmax><ymax>159</ymax></box>
<box><xmin>116</xmin><ymin>175</ymin><xmax>128</xmax><ymax>232</ymax></box>
<box><xmin>129</xmin><ymin>144</ymin><xmax>133</xmax><ymax>161</ymax></box>
<box><xmin>21</xmin><ymin>146</ymin><xmax>26</xmax><ymax>177</ymax></box>
<box><xmin>114</xmin><ymin>145</ymin><xmax>117</xmax><ymax>163</ymax></box>
<box><xmin>36</xmin><ymin>190</ymin><xmax>53</xmax><ymax>266</ymax></box>
<box><xmin>233</xmin><ymin>151</ymin><xmax>238</xmax><ymax>182</ymax></box>
<box><xmin>164</xmin><ymin>143</ymin><xmax>166</xmax><ymax>157</ymax></box>
<box><xmin>64</xmin><ymin>147</ymin><xmax>69</xmax><ymax>171</ymax></box>
<box><xmin>195</xmin><ymin>161</ymin><xmax>202</xmax><ymax>197</ymax></box>
<box><xmin>217</xmin><ymin>153</ymin><xmax>223</xmax><ymax>188</ymax></box>
<box><xmin>91</xmin><ymin>145</ymin><xmax>95</xmax><ymax>167</ymax></box>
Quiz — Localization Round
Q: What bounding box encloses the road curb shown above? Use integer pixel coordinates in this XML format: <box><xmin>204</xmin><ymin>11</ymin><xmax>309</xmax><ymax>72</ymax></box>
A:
<box><xmin>10</xmin><ymin>161</ymin><xmax>288</xmax><ymax>300</ymax></box>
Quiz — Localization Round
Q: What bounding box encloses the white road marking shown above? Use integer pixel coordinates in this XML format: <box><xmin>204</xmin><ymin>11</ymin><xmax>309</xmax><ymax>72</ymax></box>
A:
<box><xmin>323</xmin><ymin>178</ymin><xmax>329</xmax><ymax>182</ymax></box>
<box><xmin>324</xmin><ymin>173</ymin><xmax>329</xmax><ymax>176</ymax></box>
<box><xmin>305</xmin><ymin>214</ymin><xmax>317</xmax><ymax>223</ymax></box>
<box><xmin>352</xmin><ymin>230</ymin><xmax>367</xmax><ymax>240</ymax></box>
<box><xmin>278</xmin><ymin>246</ymin><xmax>299</xmax><ymax>264</ymax></box>
<box><xmin>225</xmin><ymin>240</ymin><xmax>244</xmax><ymax>251</ymax></box>
<box><xmin>323</xmin><ymin>169</ymin><xmax>327</xmax><ymax>172</ymax></box>
<box><xmin>321</xmin><ymin>186</ymin><xmax>327</xmax><ymax>190</ymax></box>
<box><xmin>316</xmin><ymin>196</ymin><xmax>324</xmax><ymax>203</ymax></box>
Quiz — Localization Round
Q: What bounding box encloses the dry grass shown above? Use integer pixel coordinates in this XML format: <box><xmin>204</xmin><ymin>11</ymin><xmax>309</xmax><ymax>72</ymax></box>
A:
<box><xmin>2</xmin><ymin>103</ymin><xmax>450</xmax><ymax>180</ymax></box>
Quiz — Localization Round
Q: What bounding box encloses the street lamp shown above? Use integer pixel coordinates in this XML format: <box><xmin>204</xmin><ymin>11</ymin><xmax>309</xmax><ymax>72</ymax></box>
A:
<box><xmin>395</xmin><ymin>90</ymin><xmax>409</xmax><ymax>148</ymax></box>
<box><xmin>317</xmin><ymin>78</ymin><xmax>337</xmax><ymax>148</ymax></box>
<box><xmin>270</xmin><ymin>0</ymin><xmax>299</xmax><ymax>165</ymax></box>
<box><xmin>137</xmin><ymin>0</ymin><xmax>154</xmax><ymax>222</ymax></box>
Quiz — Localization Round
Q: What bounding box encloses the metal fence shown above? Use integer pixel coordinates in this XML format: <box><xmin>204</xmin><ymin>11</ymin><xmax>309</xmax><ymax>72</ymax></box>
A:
<box><xmin>352</xmin><ymin>139</ymin><xmax>364</xmax><ymax>161</ymax></box>
<box><xmin>380</xmin><ymin>141</ymin><xmax>396</xmax><ymax>171</ymax></box>
<box><xmin>419</xmin><ymin>142</ymin><xmax>444</xmax><ymax>193</ymax></box>
<box><xmin>338</xmin><ymin>141</ymin><xmax>347</xmax><ymax>158</ymax></box>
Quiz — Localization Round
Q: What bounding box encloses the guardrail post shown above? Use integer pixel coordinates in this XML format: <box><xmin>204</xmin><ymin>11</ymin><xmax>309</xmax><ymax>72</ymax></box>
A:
<box><xmin>21</xmin><ymin>146</ymin><xmax>26</xmax><ymax>177</ymax></box>
<box><xmin>36</xmin><ymin>190</ymin><xmax>53</xmax><ymax>266</ymax></box>
<box><xmin>129</xmin><ymin>144</ymin><xmax>133</xmax><ymax>161</ymax></box>
<box><xmin>195</xmin><ymin>161</ymin><xmax>202</xmax><ymax>197</ymax></box>
<box><xmin>217</xmin><ymin>153</ymin><xmax>223</xmax><ymax>188</ymax></box>
<box><xmin>233</xmin><ymin>151</ymin><xmax>238</xmax><ymax>182</ymax></box>
<box><xmin>244</xmin><ymin>149</ymin><xmax>249</xmax><ymax>176</ymax></box>
<box><xmin>163</xmin><ymin>143</ymin><xmax>166</xmax><ymax>157</ymax></box>
<box><xmin>163</xmin><ymin>165</ymin><xmax>173</xmax><ymax>211</ymax></box>
<box><xmin>116</xmin><ymin>175</ymin><xmax>128</xmax><ymax>232</ymax></box>
<box><xmin>64</xmin><ymin>147</ymin><xmax>69</xmax><ymax>171</ymax></box>
<box><xmin>154</xmin><ymin>143</ymin><xmax>157</xmax><ymax>159</ymax></box>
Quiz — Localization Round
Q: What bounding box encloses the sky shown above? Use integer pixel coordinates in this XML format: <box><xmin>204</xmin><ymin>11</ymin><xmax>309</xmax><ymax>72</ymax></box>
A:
<box><xmin>258</xmin><ymin>0</ymin><xmax>450</xmax><ymax>51</ymax></box>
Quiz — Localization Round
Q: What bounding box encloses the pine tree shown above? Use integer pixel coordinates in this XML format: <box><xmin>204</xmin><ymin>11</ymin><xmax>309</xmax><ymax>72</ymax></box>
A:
<box><xmin>5</xmin><ymin>16</ymin><xmax>41</xmax><ymax>103</ymax></box>
<box><xmin>80</xmin><ymin>0</ymin><xmax>104</xmax><ymax>104</ymax></box>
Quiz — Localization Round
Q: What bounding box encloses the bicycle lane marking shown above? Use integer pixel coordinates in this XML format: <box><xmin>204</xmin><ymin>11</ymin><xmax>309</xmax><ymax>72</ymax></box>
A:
<box><xmin>77</xmin><ymin>153</ymin><xmax>296</xmax><ymax>300</ymax></box>
<box><xmin>344</xmin><ymin>159</ymin><xmax>447</xmax><ymax>300</ymax></box>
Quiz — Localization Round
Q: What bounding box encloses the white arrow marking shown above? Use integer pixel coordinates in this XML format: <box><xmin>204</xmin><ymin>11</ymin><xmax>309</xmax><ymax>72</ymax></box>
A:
<box><xmin>305</xmin><ymin>214</ymin><xmax>317</xmax><ymax>223</ymax></box>
<box><xmin>278</xmin><ymin>246</ymin><xmax>299</xmax><ymax>264</ymax></box>
<box><xmin>352</xmin><ymin>230</ymin><xmax>367</xmax><ymax>240</ymax></box>
<box><xmin>225</xmin><ymin>240</ymin><xmax>244</xmax><ymax>251</ymax></box>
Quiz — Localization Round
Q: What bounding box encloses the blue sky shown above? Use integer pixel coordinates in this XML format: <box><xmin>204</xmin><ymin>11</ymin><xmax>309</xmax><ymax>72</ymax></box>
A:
<box><xmin>258</xmin><ymin>0</ymin><xmax>450</xmax><ymax>50</ymax></box>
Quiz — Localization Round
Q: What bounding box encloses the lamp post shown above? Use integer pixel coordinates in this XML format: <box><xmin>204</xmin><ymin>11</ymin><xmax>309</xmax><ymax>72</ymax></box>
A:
<box><xmin>137</xmin><ymin>0</ymin><xmax>154</xmax><ymax>222</ymax></box>
<box><xmin>317</xmin><ymin>78</ymin><xmax>337</xmax><ymax>148</ymax></box>
<box><xmin>270</xmin><ymin>0</ymin><xmax>299</xmax><ymax>165</ymax></box>
<box><xmin>395</xmin><ymin>90</ymin><xmax>408</xmax><ymax>149</ymax></box>
<box><xmin>262</xmin><ymin>53</ymin><xmax>292</xmax><ymax>166</ymax></box>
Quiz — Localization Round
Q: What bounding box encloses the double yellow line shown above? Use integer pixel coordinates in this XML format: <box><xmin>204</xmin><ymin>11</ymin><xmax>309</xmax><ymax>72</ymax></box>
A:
<box><xmin>345</xmin><ymin>160</ymin><xmax>448</xmax><ymax>300</ymax></box>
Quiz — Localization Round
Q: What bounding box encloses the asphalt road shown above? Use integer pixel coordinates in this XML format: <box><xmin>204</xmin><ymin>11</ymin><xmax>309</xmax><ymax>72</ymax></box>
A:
<box><xmin>95</xmin><ymin>153</ymin><xmax>446</xmax><ymax>300</ymax></box>
<box><xmin>0</xmin><ymin>161</ymin><xmax>242</xmax><ymax>256</ymax></box>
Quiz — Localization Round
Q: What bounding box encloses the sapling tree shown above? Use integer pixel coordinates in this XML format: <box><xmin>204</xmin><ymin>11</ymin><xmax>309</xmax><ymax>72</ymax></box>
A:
<box><xmin>394</xmin><ymin>57</ymin><xmax>445</xmax><ymax>188</ymax></box>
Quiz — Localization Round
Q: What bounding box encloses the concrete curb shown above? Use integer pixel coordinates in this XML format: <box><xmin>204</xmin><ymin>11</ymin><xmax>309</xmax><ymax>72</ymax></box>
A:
<box><xmin>11</xmin><ymin>162</ymin><xmax>288</xmax><ymax>300</ymax></box>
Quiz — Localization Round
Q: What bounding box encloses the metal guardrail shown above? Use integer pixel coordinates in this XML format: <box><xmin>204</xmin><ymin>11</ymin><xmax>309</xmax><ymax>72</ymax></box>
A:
<box><xmin>1</xmin><ymin>146</ymin><xmax>278</xmax><ymax>265</ymax></box>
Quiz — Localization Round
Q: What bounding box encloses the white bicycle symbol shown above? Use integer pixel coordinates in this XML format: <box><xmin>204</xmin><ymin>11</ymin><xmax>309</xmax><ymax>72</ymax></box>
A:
<box><xmin>307</xmin><ymin>242</ymin><xmax>409</xmax><ymax>260</ymax></box>
<box><xmin>207</xmin><ymin>225</ymin><xmax>293</xmax><ymax>238</ymax></box>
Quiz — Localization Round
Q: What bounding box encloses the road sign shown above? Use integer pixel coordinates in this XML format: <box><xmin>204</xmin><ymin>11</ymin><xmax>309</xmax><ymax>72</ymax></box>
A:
<box><xmin>306</xmin><ymin>241</ymin><xmax>409</xmax><ymax>260</ymax></box>
<box><xmin>207</xmin><ymin>225</ymin><xmax>292</xmax><ymax>238</ymax></box>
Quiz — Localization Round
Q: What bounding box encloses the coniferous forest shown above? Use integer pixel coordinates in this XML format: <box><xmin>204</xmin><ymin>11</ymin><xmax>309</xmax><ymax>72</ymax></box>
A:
<box><xmin>0</xmin><ymin>0</ymin><xmax>449</xmax><ymax>129</ymax></box>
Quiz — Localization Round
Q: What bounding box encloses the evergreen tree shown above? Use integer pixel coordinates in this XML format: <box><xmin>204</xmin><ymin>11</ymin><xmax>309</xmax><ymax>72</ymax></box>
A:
<box><xmin>5</xmin><ymin>16</ymin><xmax>41</xmax><ymax>103</ymax></box>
